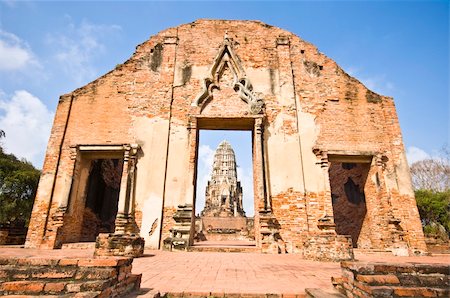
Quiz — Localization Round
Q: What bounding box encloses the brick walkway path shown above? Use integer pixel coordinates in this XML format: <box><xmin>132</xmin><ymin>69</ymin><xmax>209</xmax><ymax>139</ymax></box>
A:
<box><xmin>132</xmin><ymin>250</ymin><xmax>341</xmax><ymax>297</ymax></box>
<box><xmin>129</xmin><ymin>250</ymin><xmax>449</xmax><ymax>297</ymax></box>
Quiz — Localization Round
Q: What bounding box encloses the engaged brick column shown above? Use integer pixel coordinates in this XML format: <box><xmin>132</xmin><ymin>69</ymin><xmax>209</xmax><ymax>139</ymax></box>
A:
<box><xmin>95</xmin><ymin>144</ymin><xmax>144</xmax><ymax>257</ymax></box>
<box><xmin>115</xmin><ymin>145</ymin><xmax>138</xmax><ymax>234</ymax></box>
<box><xmin>187</xmin><ymin>117</ymin><xmax>198</xmax><ymax>246</ymax></box>
<box><xmin>253</xmin><ymin>118</ymin><xmax>265</xmax><ymax>248</ymax></box>
<box><xmin>52</xmin><ymin>147</ymin><xmax>78</xmax><ymax>226</ymax></box>
<box><xmin>25</xmin><ymin>95</ymin><xmax>73</xmax><ymax>249</ymax></box>
<box><xmin>43</xmin><ymin>147</ymin><xmax>78</xmax><ymax>248</ymax></box>
<box><xmin>316</xmin><ymin>150</ymin><xmax>336</xmax><ymax>231</ymax></box>
<box><xmin>254</xmin><ymin>118</ymin><xmax>266</xmax><ymax>212</ymax></box>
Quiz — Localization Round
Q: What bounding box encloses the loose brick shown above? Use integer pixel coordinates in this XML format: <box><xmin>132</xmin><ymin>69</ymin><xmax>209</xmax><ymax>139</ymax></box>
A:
<box><xmin>58</xmin><ymin>258</ymin><xmax>79</xmax><ymax>266</ymax></box>
<box><xmin>78</xmin><ymin>258</ymin><xmax>120</xmax><ymax>267</ymax></box>
<box><xmin>356</xmin><ymin>274</ymin><xmax>400</xmax><ymax>285</ymax></box>
<box><xmin>81</xmin><ymin>279</ymin><xmax>112</xmax><ymax>291</ymax></box>
<box><xmin>393</xmin><ymin>286</ymin><xmax>437</xmax><ymax>297</ymax></box>
<box><xmin>75</xmin><ymin>267</ymin><xmax>117</xmax><ymax>280</ymax></box>
<box><xmin>1</xmin><ymin>280</ymin><xmax>45</xmax><ymax>293</ymax></box>
<box><xmin>44</xmin><ymin>282</ymin><xmax>67</xmax><ymax>293</ymax></box>
<box><xmin>66</xmin><ymin>282</ymin><xmax>82</xmax><ymax>292</ymax></box>
<box><xmin>31</xmin><ymin>268</ymin><xmax>76</xmax><ymax>279</ymax></box>
<box><xmin>17</xmin><ymin>258</ymin><xmax>58</xmax><ymax>266</ymax></box>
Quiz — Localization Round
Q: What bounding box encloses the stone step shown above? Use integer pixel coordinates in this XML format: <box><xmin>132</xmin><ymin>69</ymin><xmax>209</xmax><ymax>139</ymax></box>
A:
<box><xmin>350</xmin><ymin>284</ymin><xmax>449</xmax><ymax>297</ymax></box>
<box><xmin>2</xmin><ymin>293</ymin><xmax>101</xmax><ymax>298</ymax></box>
<box><xmin>189</xmin><ymin>245</ymin><xmax>260</xmax><ymax>253</ymax></box>
<box><xmin>163</xmin><ymin>292</ymin><xmax>307</xmax><ymax>297</ymax></box>
<box><xmin>61</xmin><ymin>242</ymin><xmax>96</xmax><ymax>250</ymax></box>
<box><xmin>0</xmin><ymin>274</ymin><xmax>141</xmax><ymax>296</ymax></box>
<box><xmin>305</xmin><ymin>288</ymin><xmax>345</xmax><ymax>298</ymax></box>
<box><xmin>0</xmin><ymin>265</ymin><xmax>119</xmax><ymax>281</ymax></box>
<box><xmin>389</xmin><ymin>286</ymin><xmax>449</xmax><ymax>297</ymax></box>
<box><xmin>338</xmin><ymin>261</ymin><xmax>450</xmax><ymax>297</ymax></box>
<box><xmin>0</xmin><ymin>279</ymin><xmax>111</xmax><ymax>295</ymax></box>
<box><xmin>356</xmin><ymin>272</ymin><xmax>448</xmax><ymax>287</ymax></box>
<box><xmin>0</xmin><ymin>256</ymin><xmax>140</xmax><ymax>297</ymax></box>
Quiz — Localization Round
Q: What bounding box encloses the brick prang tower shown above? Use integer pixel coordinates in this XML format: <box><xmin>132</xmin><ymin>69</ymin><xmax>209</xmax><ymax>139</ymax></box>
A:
<box><xmin>202</xmin><ymin>140</ymin><xmax>245</xmax><ymax>218</ymax></box>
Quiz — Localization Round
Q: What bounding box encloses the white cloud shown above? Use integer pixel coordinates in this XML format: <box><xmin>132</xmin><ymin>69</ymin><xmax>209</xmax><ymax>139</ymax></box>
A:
<box><xmin>0</xmin><ymin>90</ymin><xmax>54</xmax><ymax>168</ymax></box>
<box><xmin>360</xmin><ymin>75</ymin><xmax>395</xmax><ymax>95</ymax></box>
<box><xmin>0</xmin><ymin>30</ymin><xmax>39</xmax><ymax>71</ymax></box>
<box><xmin>237</xmin><ymin>166</ymin><xmax>254</xmax><ymax>216</ymax></box>
<box><xmin>195</xmin><ymin>144</ymin><xmax>215</xmax><ymax>215</ymax></box>
<box><xmin>406</xmin><ymin>146</ymin><xmax>430</xmax><ymax>164</ymax></box>
<box><xmin>46</xmin><ymin>19</ymin><xmax>121</xmax><ymax>84</ymax></box>
<box><xmin>1</xmin><ymin>0</ymin><xmax>19</xmax><ymax>8</ymax></box>
<box><xmin>342</xmin><ymin>65</ymin><xmax>394</xmax><ymax>95</ymax></box>
<box><xmin>198</xmin><ymin>144</ymin><xmax>215</xmax><ymax>170</ymax></box>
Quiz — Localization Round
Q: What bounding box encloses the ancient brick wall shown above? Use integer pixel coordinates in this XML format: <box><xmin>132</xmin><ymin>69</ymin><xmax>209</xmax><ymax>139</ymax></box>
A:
<box><xmin>0</xmin><ymin>256</ymin><xmax>141</xmax><ymax>296</ymax></box>
<box><xmin>336</xmin><ymin>261</ymin><xmax>449</xmax><ymax>297</ymax></box>
<box><xmin>26</xmin><ymin>19</ymin><xmax>425</xmax><ymax>255</ymax></box>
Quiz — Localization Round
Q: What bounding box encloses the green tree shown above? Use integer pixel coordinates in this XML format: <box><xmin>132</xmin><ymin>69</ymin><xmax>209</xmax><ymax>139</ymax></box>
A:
<box><xmin>410</xmin><ymin>146</ymin><xmax>450</xmax><ymax>240</ymax></box>
<box><xmin>415</xmin><ymin>189</ymin><xmax>450</xmax><ymax>239</ymax></box>
<box><xmin>0</xmin><ymin>146</ymin><xmax>41</xmax><ymax>227</ymax></box>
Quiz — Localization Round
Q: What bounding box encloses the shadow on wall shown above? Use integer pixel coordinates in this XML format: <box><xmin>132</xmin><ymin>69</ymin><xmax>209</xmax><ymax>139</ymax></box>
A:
<box><xmin>329</xmin><ymin>162</ymin><xmax>369</xmax><ymax>247</ymax></box>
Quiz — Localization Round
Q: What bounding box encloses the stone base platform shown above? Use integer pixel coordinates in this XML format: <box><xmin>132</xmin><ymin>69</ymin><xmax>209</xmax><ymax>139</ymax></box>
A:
<box><xmin>303</xmin><ymin>234</ymin><xmax>354</xmax><ymax>261</ymax></box>
<box><xmin>94</xmin><ymin>233</ymin><xmax>145</xmax><ymax>257</ymax></box>
<box><xmin>0</xmin><ymin>254</ymin><xmax>141</xmax><ymax>297</ymax></box>
<box><xmin>61</xmin><ymin>242</ymin><xmax>96</xmax><ymax>250</ymax></box>
<box><xmin>334</xmin><ymin>260</ymin><xmax>449</xmax><ymax>297</ymax></box>
<box><xmin>190</xmin><ymin>240</ymin><xmax>259</xmax><ymax>253</ymax></box>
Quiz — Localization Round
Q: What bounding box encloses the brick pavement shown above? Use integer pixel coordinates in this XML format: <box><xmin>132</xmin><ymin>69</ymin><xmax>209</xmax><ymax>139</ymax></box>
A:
<box><xmin>132</xmin><ymin>250</ymin><xmax>341</xmax><ymax>296</ymax></box>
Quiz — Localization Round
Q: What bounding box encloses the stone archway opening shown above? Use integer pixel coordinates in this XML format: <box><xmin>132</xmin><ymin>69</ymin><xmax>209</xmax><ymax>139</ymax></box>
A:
<box><xmin>80</xmin><ymin>159</ymin><xmax>123</xmax><ymax>242</ymax></box>
<box><xmin>55</xmin><ymin>145</ymin><xmax>138</xmax><ymax>248</ymax></box>
<box><xmin>193</xmin><ymin>129</ymin><xmax>255</xmax><ymax>246</ymax></box>
<box><xmin>328</xmin><ymin>157</ymin><xmax>371</xmax><ymax>248</ymax></box>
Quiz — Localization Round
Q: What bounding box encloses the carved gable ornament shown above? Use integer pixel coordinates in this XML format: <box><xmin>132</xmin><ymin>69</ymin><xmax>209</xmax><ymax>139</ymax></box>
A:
<box><xmin>192</xmin><ymin>33</ymin><xmax>264</xmax><ymax>114</ymax></box>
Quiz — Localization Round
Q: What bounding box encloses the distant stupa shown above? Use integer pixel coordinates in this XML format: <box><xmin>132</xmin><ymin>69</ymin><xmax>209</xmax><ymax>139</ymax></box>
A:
<box><xmin>201</xmin><ymin>140</ymin><xmax>245</xmax><ymax>217</ymax></box>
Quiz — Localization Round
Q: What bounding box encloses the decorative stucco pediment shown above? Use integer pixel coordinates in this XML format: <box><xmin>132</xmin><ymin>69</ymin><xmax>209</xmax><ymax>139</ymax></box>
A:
<box><xmin>192</xmin><ymin>33</ymin><xmax>264</xmax><ymax>114</ymax></box>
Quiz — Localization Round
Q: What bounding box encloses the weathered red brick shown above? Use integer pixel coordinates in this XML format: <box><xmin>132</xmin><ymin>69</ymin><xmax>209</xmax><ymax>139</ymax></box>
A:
<box><xmin>58</xmin><ymin>258</ymin><xmax>79</xmax><ymax>266</ymax></box>
<box><xmin>1</xmin><ymin>280</ymin><xmax>45</xmax><ymax>293</ymax></box>
<box><xmin>393</xmin><ymin>286</ymin><xmax>437</xmax><ymax>297</ymax></box>
<box><xmin>75</xmin><ymin>268</ymin><xmax>117</xmax><ymax>280</ymax></box>
<box><xmin>356</xmin><ymin>274</ymin><xmax>400</xmax><ymax>285</ymax></box>
<box><xmin>44</xmin><ymin>282</ymin><xmax>67</xmax><ymax>293</ymax></box>
<box><xmin>31</xmin><ymin>268</ymin><xmax>76</xmax><ymax>279</ymax></box>
<box><xmin>23</xmin><ymin>19</ymin><xmax>426</xmax><ymax>258</ymax></box>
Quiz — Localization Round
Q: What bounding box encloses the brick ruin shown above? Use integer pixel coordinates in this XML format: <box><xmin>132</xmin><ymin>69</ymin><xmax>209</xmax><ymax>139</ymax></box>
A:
<box><xmin>202</xmin><ymin>141</ymin><xmax>245</xmax><ymax>218</ymax></box>
<box><xmin>195</xmin><ymin>140</ymin><xmax>253</xmax><ymax>242</ymax></box>
<box><xmin>25</xmin><ymin>19</ymin><xmax>426</xmax><ymax>260</ymax></box>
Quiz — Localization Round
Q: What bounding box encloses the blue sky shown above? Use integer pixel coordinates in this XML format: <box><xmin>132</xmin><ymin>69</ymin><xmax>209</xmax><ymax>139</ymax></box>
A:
<box><xmin>0</xmin><ymin>1</ymin><xmax>448</xmax><ymax>213</ymax></box>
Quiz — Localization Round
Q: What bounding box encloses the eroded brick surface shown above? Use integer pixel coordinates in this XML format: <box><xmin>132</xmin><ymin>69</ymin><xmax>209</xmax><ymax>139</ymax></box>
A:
<box><xmin>24</xmin><ymin>19</ymin><xmax>425</xmax><ymax>258</ymax></box>
<box><xmin>0</xmin><ymin>256</ymin><xmax>140</xmax><ymax>297</ymax></box>
<box><xmin>336</xmin><ymin>261</ymin><xmax>450</xmax><ymax>298</ymax></box>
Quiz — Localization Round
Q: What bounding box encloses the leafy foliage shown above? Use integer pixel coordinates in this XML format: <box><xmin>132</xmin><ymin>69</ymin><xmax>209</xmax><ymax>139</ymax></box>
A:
<box><xmin>0</xmin><ymin>146</ymin><xmax>40</xmax><ymax>227</ymax></box>
<box><xmin>415</xmin><ymin>189</ymin><xmax>450</xmax><ymax>239</ymax></box>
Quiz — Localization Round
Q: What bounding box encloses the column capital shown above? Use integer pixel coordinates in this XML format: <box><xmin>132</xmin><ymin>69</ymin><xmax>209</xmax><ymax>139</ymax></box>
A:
<box><xmin>375</xmin><ymin>153</ymin><xmax>389</xmax><ymax>169</ymax></box>
<box><xmin>130</xmin><ymin>143</ymin><xmax>139</xmax><ymax>157</ymax></box>
<box><xmin>69</xmin><ymin>146</ymin><xmax>78</xmax><ymax>160</ymax></box>
<box><xmin>313</xmin><ymin>148</ymin><xmax>329</xmax><ymax>168</ymax></box>
<box><xmin>122</xmin><ymin>143</ymin><xmax>140</xmax><ymax>161</ymax></box>
<box><xmin>187</xmin><ymin>116</ymin><xmax>197</xmax><ymax>130</ymax></box>
<box><xmin>254</xmin><ymin>118</ymin><xmax>264</xmax><ymax>135</ymax></box>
